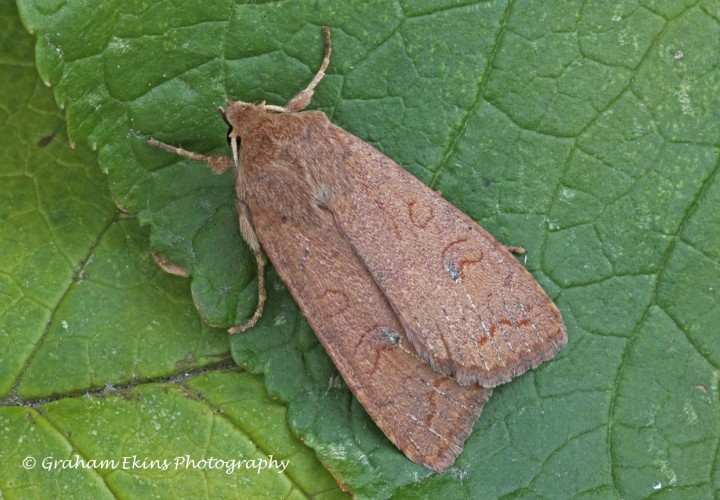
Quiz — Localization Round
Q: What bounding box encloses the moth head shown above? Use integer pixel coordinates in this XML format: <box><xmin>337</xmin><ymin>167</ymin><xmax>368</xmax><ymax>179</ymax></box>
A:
<box><xmin>219</xmin><ymin>100</ymin><xmax>280</xmax><ymax>167</ymax></box>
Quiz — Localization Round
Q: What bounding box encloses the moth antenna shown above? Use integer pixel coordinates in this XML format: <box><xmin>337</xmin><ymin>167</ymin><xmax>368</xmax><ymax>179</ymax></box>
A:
<box><xmin>257</xmin><ymin>99</ymin><xmax>282</xmax><ymax>112</ymax></box>
<box><xmin>285</xmin><ymin>26</ymin><xmax>332</xmax><ymax>112</ymax></box>
<box><xmin>265</xmin><ymin>104</ymin><xmax>288</xmax><ymax>113</ymax></box>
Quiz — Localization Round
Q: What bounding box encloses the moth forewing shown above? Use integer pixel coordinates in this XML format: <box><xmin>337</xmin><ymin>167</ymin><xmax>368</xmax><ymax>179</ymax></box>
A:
<box><xmin>327</xmin><ymin>131</ymin><xmax>568</xmax><ymax>387</ymax></box>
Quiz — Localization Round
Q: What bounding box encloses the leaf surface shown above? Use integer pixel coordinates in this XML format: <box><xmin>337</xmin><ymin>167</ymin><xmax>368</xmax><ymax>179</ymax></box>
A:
<box><xmin>7</xmin><ymin>0</ymin><xmax>720</xmax><ymax>497</ymax></box>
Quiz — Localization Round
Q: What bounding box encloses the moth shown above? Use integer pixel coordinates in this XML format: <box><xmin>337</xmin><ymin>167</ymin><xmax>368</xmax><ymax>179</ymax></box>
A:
<box><xmin>149</xmin><ymin>27</ymin><xmax>567</xmax><ymax>472</ymax></box>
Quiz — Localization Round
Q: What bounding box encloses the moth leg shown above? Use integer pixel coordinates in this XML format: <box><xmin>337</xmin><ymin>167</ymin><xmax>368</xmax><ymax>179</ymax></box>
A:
<box><xmin>506</xmin><ymin>245</ymin><xmax>526</xmax><ymax>255</ymax></box>
<box><xmin>228</xmin><ymin>200</ymin><xmax>267</xmax><ymax>334</ymax></box>
<box><xmin>285</xmin><ymin>26</ymin><xmax>332</xmax><ymax>112</ymax></box>
<box><xmin>147</xmin><ymin>138</ymin><xmax>234</xmax><ymax>174</ymax></box>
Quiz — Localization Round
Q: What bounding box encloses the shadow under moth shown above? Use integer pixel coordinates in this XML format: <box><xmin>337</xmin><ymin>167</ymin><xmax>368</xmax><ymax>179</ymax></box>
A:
<box><xmin>148</xmin><ymin>27</ymin><xmax>567</xmax><ymax>472</ymax></box>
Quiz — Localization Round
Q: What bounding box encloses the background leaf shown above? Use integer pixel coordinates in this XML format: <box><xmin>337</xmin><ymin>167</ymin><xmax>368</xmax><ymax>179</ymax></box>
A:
<box><xmin>5</xmin><ymin>0</ymin><xmax>719</xmax><ymax>497</ymax></box>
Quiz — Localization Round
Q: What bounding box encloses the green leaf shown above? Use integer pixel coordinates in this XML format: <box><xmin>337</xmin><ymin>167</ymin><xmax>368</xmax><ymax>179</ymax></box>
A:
<box><xmin>9</xmin><ymin>0</ymin><xmax>720</xmax><ymax>498</ymax></box>
<box><xmin>1</xmin><ymin>372</ymin><xmax>340</xmax><ymax>498</ymax></box>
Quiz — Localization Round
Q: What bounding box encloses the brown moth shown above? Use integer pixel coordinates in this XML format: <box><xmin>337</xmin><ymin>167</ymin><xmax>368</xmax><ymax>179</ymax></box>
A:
<box><xmin>148</xmin><ymin>27</ymin><xmax>566</xmax><ymax>472</ymax></box>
